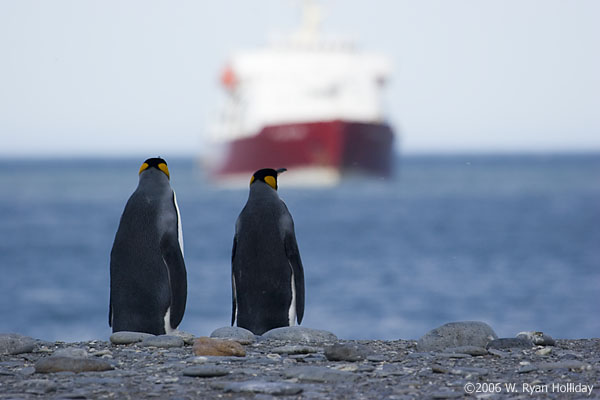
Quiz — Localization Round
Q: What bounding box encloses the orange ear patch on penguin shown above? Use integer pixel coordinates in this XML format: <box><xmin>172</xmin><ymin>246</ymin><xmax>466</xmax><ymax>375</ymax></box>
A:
<box><xmin>139</xmin><ymin>157</ymin><xmax>170</xmax><ymax>179</ymax></box>
<box><xmin>250</xmin><ymin>168</ymin><xmax>287</xmax><ymax>190</ymax></box>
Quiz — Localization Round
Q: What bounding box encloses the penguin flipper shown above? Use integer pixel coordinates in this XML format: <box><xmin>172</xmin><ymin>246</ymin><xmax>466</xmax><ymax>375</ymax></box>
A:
<box><xmin>160</xmin><ymin>234</ymin><xmax>187</xmax><ymax>330</ymax></box>
<box><xmin>231</xmin><ymin>236</ymin><xmax>238</xmax><ymax>326</ymax></box>
<box><xmin>285</xmin><ymin>232</ymin><xmax>305</xmax><ymax>324</ymax></box>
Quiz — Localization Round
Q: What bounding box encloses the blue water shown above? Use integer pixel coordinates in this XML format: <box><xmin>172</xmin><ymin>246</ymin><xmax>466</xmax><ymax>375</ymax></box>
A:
<box><xmin>0</xmin><ymin>154</ymin><xmax>598</xmax><ymax>341</ymax></box>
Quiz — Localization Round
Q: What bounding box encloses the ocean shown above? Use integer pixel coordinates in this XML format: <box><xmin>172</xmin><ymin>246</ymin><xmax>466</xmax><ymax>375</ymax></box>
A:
<box><xmin>0</xmin><ymin>154</ymin><xmax>598</xmax><ymax>342</ymax></box>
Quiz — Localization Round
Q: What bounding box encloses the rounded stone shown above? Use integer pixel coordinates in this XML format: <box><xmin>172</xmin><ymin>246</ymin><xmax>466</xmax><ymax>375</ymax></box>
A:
<box><xmin>220</xmin><ymin>380</ymin><xmax>303</xmax><ymax>395</ymax></box>
<box><xmin>436</xmin><ymin>352</ymin><xmax>472</xmax><ymax>359</ymax></box>
<box><xmin>140</xmin><ymin>335</ymin><xmax>185</xmax><ymax>348</ymax></box>
<box><xmin>271</xmin><ymin>345</ymin><xmax>320</xmax><ymax>355</ymax></box>
<box><xmin>516</xmin><ymin>331</ymin><xmax>556</xmax><ymax>346</ymax></box>
<box><xmin>444</xmin><ymin>346</ymin><xmax>488</xmax><ymax>356</ymax></box>
<box><xmin>182</xmin><ymin>365</ymin><xmax>230</xmax><ymax>377</ymax></box>
<box><xmin>109</xmin><ymin>331</ymin><xmax>154</xmax><ymax>345</ymax></box>
<box><xmin>0</xmin><ymin>333</ymin><xmax>36</xmax><ymax>355</ymax></box>
<box><xmin>366</xmin><ymin>354</ymin><xmax>388</xmax><ymax>362</ymax></box>
<box><xmin>284</xmin><ymin>365</ymin><xmax>355</xmax><ymax>383</ymax></box>
<box><xmin>210</xmin><ymin>326</ymin><xmax>256</xmax><ymax>344</ymax></box>
<box><xmin>193</xmin><ymin>337</ymin><xmax>246</xmax><ymax>357</ymax></box>
<box><xmin>417</xmin><ymin>321</ymin><xmax>498</xmax><ymax>351</ymax></box>
<box><xmin>19</xmin><ymin>366</ymin><xmax>36</xmax><ymax>376</ymax></box>
<box><xmin>262</xmin><ymin>327</ymin><xmax>338</xmax><ymax>344</ymax></box>
<box><xmin>324</xmin><ymin>343</ymin><xmax>370</xmax><ymax>362</ymax></box>
<box><xmin>486</xmin><ymin>338</ymin><xmax>534</xmax><ymax>350</ymax></box>
<box><xmin>431</xmin><ymin>390</ymin><xmax>464</xmax><ymax>399</ymax></box>
<box><xmin>35</xmin><ymin>356</ymin><xmax>114</xmax><ymax>373</ymax></box>
<box><xmin>170</xmin><ymin>330</ymin><xmax>196</xmax><ymax>345</ymax></box>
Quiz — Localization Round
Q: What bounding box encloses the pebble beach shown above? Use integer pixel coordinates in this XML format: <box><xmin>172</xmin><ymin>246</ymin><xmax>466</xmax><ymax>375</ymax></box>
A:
<box><xmin>1</xmin><ymin>323</ymin><xmax>598</xmax><ymax>399</ymax></box>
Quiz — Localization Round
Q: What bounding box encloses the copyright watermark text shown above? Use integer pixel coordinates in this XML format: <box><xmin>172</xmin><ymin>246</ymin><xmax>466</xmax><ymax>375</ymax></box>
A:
<box><xmin>464</xmin><ymin>382</ymin><xmax>594</xmax><ymax>396</ymax></box>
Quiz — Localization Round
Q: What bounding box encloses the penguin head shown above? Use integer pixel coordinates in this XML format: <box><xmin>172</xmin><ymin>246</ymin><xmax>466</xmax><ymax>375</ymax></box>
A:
<box><xmin>139</xmin><ymin>157</ymin><xmax>170</xmax><ymax>180</ymax></box>
<box><xmin>250</xmin><ymin>168</ymin><xmax>287</xmax><ymax>190</ymax></box>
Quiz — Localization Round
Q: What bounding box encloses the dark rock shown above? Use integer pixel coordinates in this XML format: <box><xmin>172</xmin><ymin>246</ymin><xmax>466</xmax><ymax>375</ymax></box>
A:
<box><xmin>170</xmin><ymin>331</ymin><xmax>195</xmax><ymax>345</ymax></box>
<box><xmin>182</xmin><ymin>365</ymin><xmax>230</xmax><ymax>377</ymax></box>
<box><xmin>436</xmin><ymin>352</ymin><xmax>471</xmax><ymax>359</ymax></box>
<box><xmin>284</xmin><ymin>366</ymin><xmax>355</xmax><ymax>383</ymax></box>
<box><xmin>445</xmin><ymin>346</ymin><xmax>488</xmax><ymax>356</ymax></box>
<box><xmin>35</xmin><ymin>357</ymin><xmax>114</xmax><ymax>373</ymax></box>
<box><xmin>357</xmin><ymin>365</ymin><xmax>376</xmax><ymax>373</ymax></box>
<box><xmin>518</xmin><ymin>360</ymin><xmax>591</xmax><ymax>374</ymax></box>
<box><xmin>557</xmin><ymin>350</ymin><xmax>581</xmax><ymax>360</ymax></box>
<box><xmin>192</xmin><ymin>355</ymin><xmax>247</xmax><ymax>363</ymax></box>
<box><xmin>0</xmin><ymin>333</ymin><xmax>36</xmax><ymax>355</ymax></box>
<box><xmin>487</xmin><ymin>348</ymin><xmax>510</xmax><ymax>357</ymax></box>
<box><xmin>271</xmin><ymin>345</ymin><xmax>319</xmax><ymax>355</ymax></box>
<box><xmin>517</xmin><ymin>364</ymin><xmax>537</xmax><ymax>374</ymax></box>
<box><xmin>366</xmin><ymin>354</ymin><xmax>388</xmax><ymax>362</ymax></box>
<box><xmin>262</xmin><ymin>326</ymin><xmax>337</xmax><ymax>344</ymax></box>
<box><xmin>449</xmin><ymin>366</ymin><xmax>489</xmax><ymax>376</ymax></box>
<box><xmin>236</xmin><ymin>367</ymin><xmax>263</xmax><ymax>376</ymax></box>
<box><xmin>431</xmin><ymin>390</ymin><xmax>464</xmax><ymax>399</ymax></box>
<box><xmin>109</xmin><ymin>331</ymin><xmax>153</xmax><ymax>345</ymax></box>
<box><xmin>431</xmin><ymin>365</ymin><xmax>488</xmax><ymax>376</ymax></box>
<box><xmin>303</xmin><ymin>353</ymin><xmax>327</xmax><ymax>362</ymax></box>
<box><xmin>486</xmin><ymin>338</ymin><xmax>533</xmax><ymax>350</ymax></box>
<box><xmin>407</xmin><ymin>352</ymin><xmax>435</xmax><ymax>359</ymax></box>
<box><xmin>324</xmin><ymin>343</ymin><xmax>370</xmax><ymax>362</ymax></box>
<box><xmin>417</xmin><ymin>321</ymin><xmax>498</xmax><ymax>351</ymax></box>
<box><xmin>140</xmin><ymin>335</ymin><xmax>184</xmax><ymax>348</ymax></box>
<box><xmin>432</xmin><ymin>364</ymin><xmax>450</xmax><ymax>374</ymax></box>
<box><xmin>219</xmin><ymin>380</ymin><xmax>303</xmax><ymax>395</ymax></box>
<box><xmin>19</xmin><ymin>366</ymin><xmax>36</xmax><ymax>376</ymax></box>
<box><xmin>377</xmin><ymin>364</ymin><xmax>409</xmax><ymax>377</ymax></box>
<box><xmin>516</xmin><ymin>331</ymin><xmax>556</xmax><ymax>346</ymax></box>
<box><xmin>16</xmin><ymin>378</ymin><xmax>58</xmax><ymax>394</ymax></box>
<box><xmin>210</xmin><ymin>326</ymin><xmax>256</xmax><ymax>344</ymax></box>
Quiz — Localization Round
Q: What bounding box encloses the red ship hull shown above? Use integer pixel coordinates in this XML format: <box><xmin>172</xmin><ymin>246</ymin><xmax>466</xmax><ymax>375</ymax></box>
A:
<box><xmin>214</xmin><ymin>120</ymin><xmax>394</xmax><ymax>181</ymax></box>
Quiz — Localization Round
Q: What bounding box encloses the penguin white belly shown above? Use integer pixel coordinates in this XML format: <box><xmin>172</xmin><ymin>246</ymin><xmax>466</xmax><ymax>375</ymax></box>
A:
<box><xmin>232</xmin><ymin>275</ymin><xmax>238</xmax><ymax>325</ymax></box>
<box><xmin>288</xmin><ymin>264</ymin><xmax>297</xmax><ymax>326</ymax></box>
<box><xmin>164</xmin><ymin>307</ymin><xmax>174</xmax><ymax>334</ymax></box>
<box><xmin>173</xmin><ymin>192</ymin><xmax>184</xmax><ymax>255</ymax></box>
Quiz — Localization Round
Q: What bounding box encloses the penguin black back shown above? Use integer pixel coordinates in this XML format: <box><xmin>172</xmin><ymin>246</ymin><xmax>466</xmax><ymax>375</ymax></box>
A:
<box><xmin>231</xmin><ymin>168</ymin><xmax>305</xmax><ymax>335</ymax></box>
<box><xmin>109</xmin><ymin>157</ymin><xmax>187</xmax><ymax>335</ymax></box>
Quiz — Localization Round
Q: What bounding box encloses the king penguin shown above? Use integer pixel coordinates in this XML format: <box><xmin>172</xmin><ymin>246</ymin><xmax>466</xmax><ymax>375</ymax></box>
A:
<box><xmin>231</xmin><ymin>168</ymin><xmax>305</xmax><ymax>335</ymax></box>
<box><xmin>109</xmin><ymin>157</ymin><xmax>187</xmax><ymax>335</ymax></box>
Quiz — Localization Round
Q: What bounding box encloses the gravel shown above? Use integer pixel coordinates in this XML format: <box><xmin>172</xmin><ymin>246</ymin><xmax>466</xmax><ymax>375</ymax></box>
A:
<box><xmin>1</xmin><ymin>330</ymin><xmax>598</xmax><ymax>399</ymax></box>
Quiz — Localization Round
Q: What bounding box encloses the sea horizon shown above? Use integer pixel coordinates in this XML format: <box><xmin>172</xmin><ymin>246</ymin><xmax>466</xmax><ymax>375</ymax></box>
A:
<box><xmin>1</xmin><ymin>153</ymin><xmax>598</xmax><ymax>342</ymax></box>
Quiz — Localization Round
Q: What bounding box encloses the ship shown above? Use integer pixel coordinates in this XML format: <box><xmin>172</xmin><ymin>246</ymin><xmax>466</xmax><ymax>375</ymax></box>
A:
<box><xmin>207</xmin><ymin>3</ymin><xmax>395</xmax><ymax>186</ymax></box>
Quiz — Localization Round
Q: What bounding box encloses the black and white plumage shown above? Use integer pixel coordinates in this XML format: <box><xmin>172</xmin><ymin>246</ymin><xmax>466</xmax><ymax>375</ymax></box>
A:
<box><xmin>231</xmin><ymin>168</ymin><xmax>305</xmax><ymax>335</ymax></box>
<box><xmin>109</xmin><ymin>157</ymin><xmax>187</xmax><ymax>335</ymax></box>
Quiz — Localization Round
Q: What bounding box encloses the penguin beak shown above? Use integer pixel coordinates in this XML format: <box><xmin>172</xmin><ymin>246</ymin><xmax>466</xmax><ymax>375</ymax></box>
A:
<box><xmin>276</xmin><ymin>168</ymin><xmax>287</xmax><ymax>176</ymax></box>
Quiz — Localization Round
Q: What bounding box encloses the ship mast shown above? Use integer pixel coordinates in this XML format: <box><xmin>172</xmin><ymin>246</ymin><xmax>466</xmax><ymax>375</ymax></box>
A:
<box><xmin>291</xmin><ymin>0</ymin><xmax>323</xmax><ymax>46</ymax></box>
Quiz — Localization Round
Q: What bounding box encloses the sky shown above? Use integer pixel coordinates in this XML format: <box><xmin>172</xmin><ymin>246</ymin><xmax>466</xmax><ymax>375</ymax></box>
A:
<box><xmin>1</xmin><ymin>0</ymin><xmax>599</xmax><ymax>157</ymax></box>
